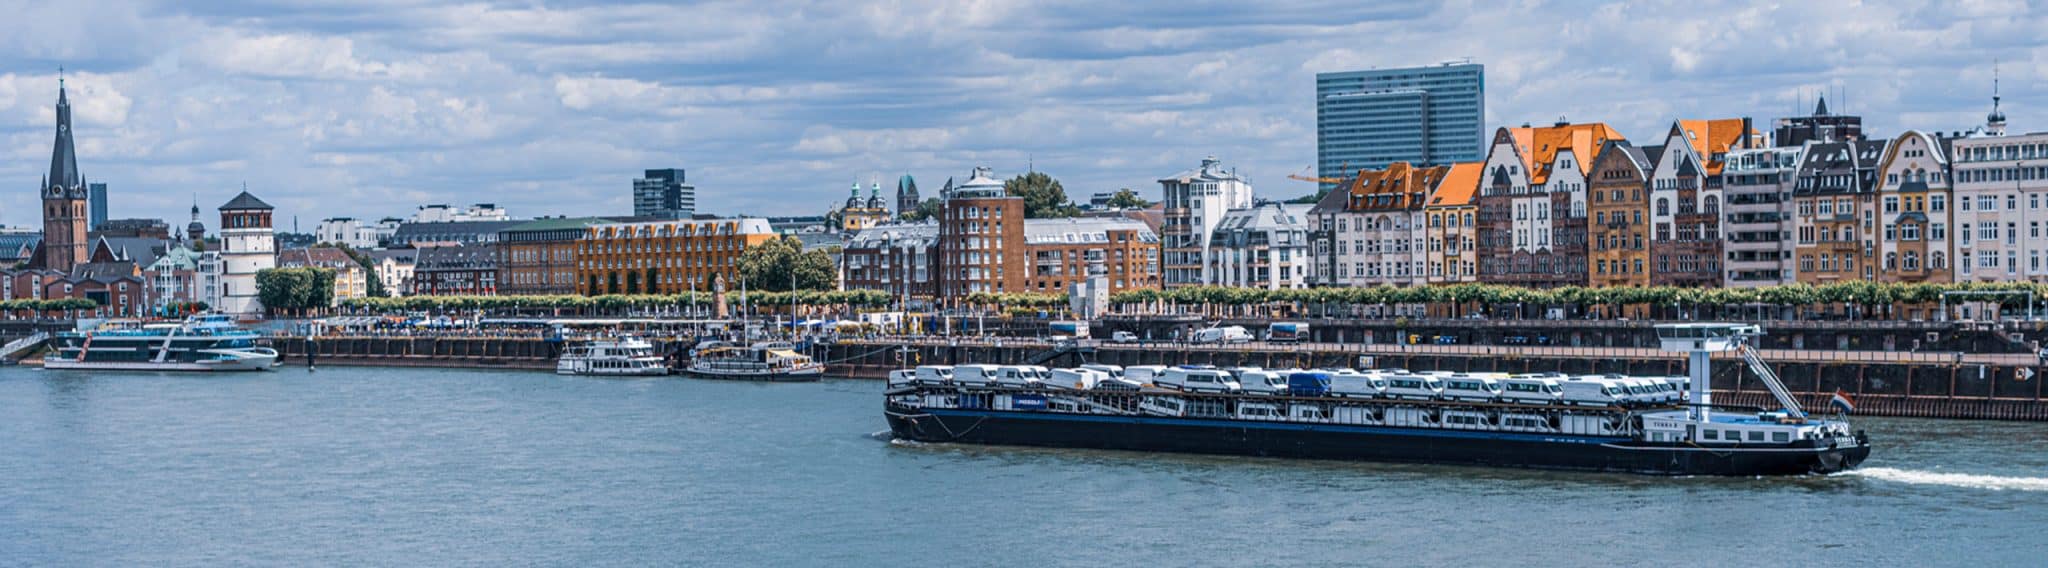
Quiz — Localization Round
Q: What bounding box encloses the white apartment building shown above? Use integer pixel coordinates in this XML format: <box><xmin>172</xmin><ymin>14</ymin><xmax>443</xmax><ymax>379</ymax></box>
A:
<box><xmin>1950</xmin><ymin>131</ymin><xmax>2048</xmax><ymax>283</ymax></box>
<box><xmin>315</xmin><ymin>217</ymin><xmax>401</xmax><ymax>249</ymax></box>
<box><xmin>1207</xmin><ymin>202</ymin><xmax>1312</xmax><ymax>289</ymax></box>
<box><xmin>1158</xmin><ymin>156</ymin><xmax>1253</xmax><ymax>287</ymax></box>
<box><xmin>409</xmin><ymin>203</ymin><xmax>510</xmax><ymax>223</ymax></box>
<box><xmin>1722</xmin><ymin>146</ymin><xmax>1802</xmax><ymax>286</ymax></box>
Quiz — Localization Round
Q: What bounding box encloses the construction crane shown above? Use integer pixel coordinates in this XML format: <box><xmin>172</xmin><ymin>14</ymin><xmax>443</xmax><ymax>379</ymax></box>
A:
<box><xmin>1287</xmin><ymin>164</ymin><xmax>1347</xmax><ymax>185</ymax></box>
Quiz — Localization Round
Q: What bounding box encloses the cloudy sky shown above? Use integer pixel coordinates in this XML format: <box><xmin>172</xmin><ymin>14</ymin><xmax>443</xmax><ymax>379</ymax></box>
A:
<box><xmin>0</xmin><ymin>0</ymin><xmax>2040</xmax><ymax>230</ymax></box>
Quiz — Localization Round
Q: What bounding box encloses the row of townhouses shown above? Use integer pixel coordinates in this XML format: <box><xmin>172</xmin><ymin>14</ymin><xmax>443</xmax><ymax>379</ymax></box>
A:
<box><xmin>1291</xmin><ymin>96</ymin><xmax>2046</xmax><ymax>289</ymax></box>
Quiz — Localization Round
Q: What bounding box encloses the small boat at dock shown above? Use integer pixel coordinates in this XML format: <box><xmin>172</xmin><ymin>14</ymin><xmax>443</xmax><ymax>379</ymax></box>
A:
<box><xmin>684</xmin><ymin>342</ymin><xmax>824</xmax><ymax>382</ymax></box>
<box><xmin>556</xmin><ymin>336</ymin><xmax>669</xmax><ymax>377</ymax></box>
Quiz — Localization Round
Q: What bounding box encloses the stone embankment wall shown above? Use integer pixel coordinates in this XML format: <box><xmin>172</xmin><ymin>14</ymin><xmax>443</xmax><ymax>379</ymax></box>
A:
<box><xmin>270</xmin><ymin>336</ymin><xmax>574</xmax><ymax>370</ymax></box>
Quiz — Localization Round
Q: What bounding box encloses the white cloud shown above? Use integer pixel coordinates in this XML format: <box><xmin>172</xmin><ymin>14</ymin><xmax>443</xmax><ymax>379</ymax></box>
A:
<box><xmin>186</xmin><ymin>32</ymin><xmax>419</xmax><ymax>81</ymax></box>
<box><xmin>1</xmin><ymin>0</ymin><xmax>2045</xmax><ymax>227</ymax></box>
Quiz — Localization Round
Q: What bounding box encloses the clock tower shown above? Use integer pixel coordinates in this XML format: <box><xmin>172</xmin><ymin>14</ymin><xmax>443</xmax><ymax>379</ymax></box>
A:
<box><xmin>40</xmin><ymin>74</ymin><xmax>89</xmax><ymax>272</ymax></box>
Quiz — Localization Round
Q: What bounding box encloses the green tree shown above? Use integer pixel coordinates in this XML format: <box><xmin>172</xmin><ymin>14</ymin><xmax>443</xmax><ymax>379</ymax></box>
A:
<box><xmin>1005</xmin><ymin>172</ymin><xmax>1079</xmax><ymax>218</ymax></box>
<box><xmin>1103</xmin><ymin>188</ymin><xmax>1152</xmax><ymax>209</ymax></box>
<box><xmin>255</xmin><ymin>267</ymin><xmax>336</xmax><ymax>317</ymax></box>
<box><xmin>902</xmin><ymin>198</ymin><xmax>943</xmax><ymax>222</ymax></box>
<box><xmin>737</xmin><ymin>235</ymin><xmax>837</xmax><ymax>292</ymax></box>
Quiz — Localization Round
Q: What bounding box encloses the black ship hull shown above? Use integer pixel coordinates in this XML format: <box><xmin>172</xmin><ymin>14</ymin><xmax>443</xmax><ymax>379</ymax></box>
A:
<box><xmin>886</xmin><ymin>403</ymin><xmax>1870</xmax><ymax>476</ymax></box>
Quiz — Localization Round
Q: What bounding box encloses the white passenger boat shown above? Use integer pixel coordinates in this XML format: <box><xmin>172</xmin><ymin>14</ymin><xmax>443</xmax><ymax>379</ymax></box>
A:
<box><xmin>684</xmin><ymin>343</ymin><xmax>824</xmax><ymax>382</ymax></box>
<box><xmin>44</xmin><ymin>315</ymin><xmax>278</xmax><ymax>372</ymax></box>
<box><xmin>556</xmin><ymin>336</ymin><xmax>669</xmax><ymax>376</ymax></box>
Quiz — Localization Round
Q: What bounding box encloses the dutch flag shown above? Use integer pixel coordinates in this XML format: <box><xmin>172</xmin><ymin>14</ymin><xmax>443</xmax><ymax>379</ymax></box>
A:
<box><xmin>1830</xmin><ymin>390</ymin><xmax>1856</xmax><ymax>414</ymax></box>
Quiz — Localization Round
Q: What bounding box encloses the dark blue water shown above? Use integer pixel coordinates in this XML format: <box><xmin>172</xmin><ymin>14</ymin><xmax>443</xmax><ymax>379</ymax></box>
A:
<box><xmin>3</xmin><ymin>366</ymin><xmax>2046</xmax><ymax>566</ymax></box>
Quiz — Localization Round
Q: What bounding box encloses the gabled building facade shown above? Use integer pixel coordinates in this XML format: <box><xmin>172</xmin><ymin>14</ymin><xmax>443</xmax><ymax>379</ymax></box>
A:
<box><xmin>1791</xmin><ymin>139</ymin><xmax>1889</xmax><ymax>284</ymax></box>
<box><xmin>1475</xmin><ymin>122</ymin><xmax>1621</xmax><ymax>287</ymax></box>
<box><xmin>1587</xmin><ymin>141</ymin><xmax>1655</xmax><ymax>287</ymax></box>
<box><xmin>1874</xmin><ymin>131</ymin><xmax>1953</xmax><ymax>284</ymax></box>
<box><xmin>1310</xmin><ymin>162</ymin><xmax>1445</xmax><ymax>287</ymax></box>
<box><xmin>1646</xmin><ymin>119</ymin><xmax>1755</xmax><ymax>287</ymax></box>
<box><xmin>1424</xmin><ymin>163</ymin><xmax>1483</xmax><ymax>284</ymax></box>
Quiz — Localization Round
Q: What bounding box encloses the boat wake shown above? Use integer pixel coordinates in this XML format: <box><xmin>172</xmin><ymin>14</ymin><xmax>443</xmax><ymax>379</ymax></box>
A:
<box><xmin>1848</xmin><ymin>467</ymin><xmax>2048</xmax><ymax>492</ymax></box>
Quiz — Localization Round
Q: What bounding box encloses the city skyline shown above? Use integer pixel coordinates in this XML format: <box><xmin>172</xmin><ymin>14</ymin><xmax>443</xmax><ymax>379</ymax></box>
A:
<box><xmin>0</xmin><ymin>0</ymin><xmax>2040</xmax><ymax>229</ymax></box>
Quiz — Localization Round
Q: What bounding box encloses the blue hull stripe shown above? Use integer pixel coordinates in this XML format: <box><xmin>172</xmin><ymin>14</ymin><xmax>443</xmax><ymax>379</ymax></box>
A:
<box><xmin>924</xmin><ymin>408</ymin><xmax>1631</xmax><ymax>445</ymax></box>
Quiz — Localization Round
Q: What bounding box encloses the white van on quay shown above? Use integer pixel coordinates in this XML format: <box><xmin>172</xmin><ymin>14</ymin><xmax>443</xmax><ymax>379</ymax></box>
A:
<box><xmin>1156</xmin><ymin>367</ymin><xmax>1241</xmax><ymax>393</ymax></box>
<box><xmin>1191</xmin><ymin>326</ymin><xmax>1253</xmax><ymax>344</ymax></box>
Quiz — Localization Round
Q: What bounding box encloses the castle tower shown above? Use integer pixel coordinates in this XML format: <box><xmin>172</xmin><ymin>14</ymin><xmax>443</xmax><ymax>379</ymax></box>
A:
<box><xmin>40</xmin><ymin>73</ymin><xmax>89</xmax><ymax>272</ymax></box>
<box><xmin>216</xmin><ymin>190</ymin><xmax>277</xmax><ymax>316</ymax></box>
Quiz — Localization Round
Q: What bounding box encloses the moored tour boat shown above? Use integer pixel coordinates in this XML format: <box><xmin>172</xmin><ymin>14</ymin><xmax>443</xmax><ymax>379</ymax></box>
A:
<box><xmin>685</xmin><ymin>342</ymin><xmax>824</xmax><ymax>382</ymax></box>
<box><xmin>44</xmin><ymin>315</ymin><xmax>279</xmax><ymax>372</ymax></box>
<box><xmin>556</xmin><ymin>336</ymin><xmax>670</xmax><ymax>376</ymax></box>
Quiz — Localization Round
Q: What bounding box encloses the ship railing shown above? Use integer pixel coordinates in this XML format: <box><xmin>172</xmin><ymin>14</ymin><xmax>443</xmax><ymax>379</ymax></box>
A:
<box><xmin>1735</xmin><ymin>342</ymin><xmax>1807</xmax><ymax>419</ymax></box>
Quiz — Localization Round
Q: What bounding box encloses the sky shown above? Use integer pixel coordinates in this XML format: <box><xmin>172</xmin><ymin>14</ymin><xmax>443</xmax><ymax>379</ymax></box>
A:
<box><xmin>0</xmin><ymin>0</ymin><xmax>2042</xmax><ymax>231</ymax></box>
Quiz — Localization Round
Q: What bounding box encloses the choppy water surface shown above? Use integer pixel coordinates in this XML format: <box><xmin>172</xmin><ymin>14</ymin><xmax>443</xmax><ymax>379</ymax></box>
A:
<box><xmin>3</xmin><ymin>366</ymin><xmax>2045</xmax><ymax>566</ymax></box>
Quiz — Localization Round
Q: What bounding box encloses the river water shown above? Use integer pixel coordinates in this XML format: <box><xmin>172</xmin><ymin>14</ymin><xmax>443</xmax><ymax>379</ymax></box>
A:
<box><xmin>3</xmin><ymin>366</ymin><xmax>2045</xmax><ymax>567</ymax></box>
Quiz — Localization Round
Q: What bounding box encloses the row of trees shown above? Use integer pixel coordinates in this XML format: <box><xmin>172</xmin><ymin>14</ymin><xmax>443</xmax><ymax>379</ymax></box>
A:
<box><xmin>0</xmin><ymin>298</ymin><xmax>99</xmax><ymax>318</ymax></box>
<box><xmin>1112</xmin><ymin>281</ymin><xmax>2048</xmax><ymax>319</ymax></box>
<box><xmin>340</xmin><ymin>290</ymin><xmax>901</xmax><ymax>314</ymax></box>
<box><xmin>255</xmin><ymin>267</ymin><xmax>337</xmax><ymax>318</ymax></box>
<box><xmin>321</xmin><ymin>280</ymin><xmax>2048</xmax><ymax>321</ymax></box>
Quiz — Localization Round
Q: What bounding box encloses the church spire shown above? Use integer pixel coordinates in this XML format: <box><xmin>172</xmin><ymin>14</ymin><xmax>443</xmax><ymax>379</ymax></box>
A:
<box><xmin>1987</xmin><ymin>60</ymin><xmax>2007</xmax><ymax>136</ymax></box>
<box><xmin>48</xmin><ymin>70</ymin><xmax>81</xmax><ymax>194</ymax></box>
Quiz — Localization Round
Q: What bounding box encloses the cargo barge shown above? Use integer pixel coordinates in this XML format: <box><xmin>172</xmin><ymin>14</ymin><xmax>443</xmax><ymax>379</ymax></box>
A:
<box><xmin>884</xmin><ymin>323</ymin><xmax>1871</xmax><ymax>476</ymax></box>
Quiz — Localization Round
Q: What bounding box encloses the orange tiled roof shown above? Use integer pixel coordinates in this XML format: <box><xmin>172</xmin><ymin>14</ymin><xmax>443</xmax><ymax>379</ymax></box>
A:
<box><xmin>1342</xmin><ymin>161</ymin><xmax>1451</xmax><ymax>212</ymax></box>
<box><xmin>1673</xmin><ymin>118</ymin><xmax>1755</xmax><ymax>176</ymax></box>
<box><xmin>1428</xmin><ymin>162</ymin><xmax>1484</xmax><ymax>208</ymax></box>
<box><xmin>1505</xmin><ymin>123</ymin><xmax>1624</xmax><ymax>186</ymax></box>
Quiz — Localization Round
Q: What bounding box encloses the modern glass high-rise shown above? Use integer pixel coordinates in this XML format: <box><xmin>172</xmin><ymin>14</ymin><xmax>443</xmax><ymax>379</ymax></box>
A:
<box><xmin>1315</xmin><ymin>62</ymin><xmax>1485</xmax><ymax>189</ymax></box>
<box><xmin>633</xmin><ymin>169</ymin><xmax>697</xmax><ymax>219</ymax></box>
<box><xmin>88</xmin><ymin>182</ymin><xmax>107</xmax><ymax>230</ymax></box>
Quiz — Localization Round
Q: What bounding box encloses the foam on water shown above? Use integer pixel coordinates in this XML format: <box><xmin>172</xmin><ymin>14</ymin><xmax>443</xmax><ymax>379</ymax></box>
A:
<box><xmin>1849</xmin><ymin>467</ymin><xmax>2048</xmax><ymax>492</ymax></box>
